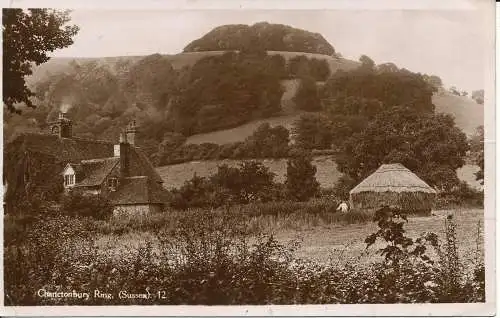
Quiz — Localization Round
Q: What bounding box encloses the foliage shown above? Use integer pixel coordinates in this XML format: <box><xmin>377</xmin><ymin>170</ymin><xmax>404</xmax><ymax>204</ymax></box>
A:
<box><xmin>157</xmin><ymin>123</ymin><xmax>290</xmax><ymax>165</ymax></box>
<box><xmin>285</xmin><ymin>152</ymin><xmax>320</xmax><ymax>201</ymax></box>
<box><xmin>293</xmin><ymin>76</ymin><xmax>322</xmax><ymax>111</ymax></box>
<box><xmin>169</xmin><ymin>174</ymin><xmax>219</xmax><ymax>210</ymax></box>
<box><xmin>422</xmin><ymin>74</ymin><xmax>443</xmax><ymax>92</ymax></box>
<box><xmin>471</xmin><ymin>89</ymin><xmax>484</xmax><ymax>105</ymax></box>
<box><xmin>183</xmin><ymin>22</ymin><xmax>336</xmax><ymax>55</ymax></box>
<box><xmin>4</xmin><ymin>148</ymin><xmax>64</xmax><ymax>214</ymax></box>
<box><xmin>332</xmin><ymin>174</ymin><xmax>357</xmax><ymax>200</ymax></box>
<box><xmin>61</xmin><ymin>191</ymin><xmax>113</xmax><ymax>220</ymax></box>
<box><xmin>469</xmin><ymin>125</ymin><xmax>484</xmax><ymax>185</ymax></box>
<box><xmin>243</xmin><ymin>123</ymin><xmax>290</xmax><ymax>158</ymax></box>
<box><xmin>322</xmin><ymin>65</ymin><xmax>435</xmax><ymax>114</ymax></box>
<box><xmin>364</xmin><ymin>206</ymin><xmax>485</xmax><ymax>302</ymax></box>
<box><xmin>365</xmin><ymin>206</ymin><xmax>438</xmax><ymax>266</ymax></box>
<box><xmin>170</xmin><ymin>51</ymin><xmax>284</xmax><ymax>135</ymax></box>
<box><xmin>4</xmin><ymin>207</ymin><xmax>485</xmax><ymax>305</ymax></box>
<box><xmin>435</xmin><ymin>181</ymin><xmax>483</xmax><ymax>209</ymax></box>
<box><xmin>335</xmin><ymin>106</ymin><xmax>469</xmax><ymax>191</ymax></box>
<box><xmin>3</xmin><ymin>9</ymin><xmax>79</xmax><ymax>112</ymax></box>
<box><xmin>287</xmin><ymin>55</ymin><xmax>331</xmax><ymax>81</ymax></box>
<box><xmin>359</xmin><ymin>54</ymin><xmax>375</xmax><ymax>71</ymax></box>
<box><xmin>7</xmin><ymin>50</ymin><xmax>286</xmax><ymax>164</ymax></box>
<box><xmin>292</xmin><ymin>113</ymin><xmax>333</xmax><ymax>150</ymax></box>
<box><xmin>211</xmin><ymin>161</ymin><xmax>277</xmax><ymax>204</ymax></box>
<box><xmin>170</xmin><ymin>161</ymin><xmax>277</xmax><ymax>209</ymax></box>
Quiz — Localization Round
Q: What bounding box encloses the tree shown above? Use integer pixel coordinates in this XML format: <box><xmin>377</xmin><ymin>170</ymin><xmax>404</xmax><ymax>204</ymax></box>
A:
<box><xmin>244</xmin><ymin>123</ymin><xmax>290</xmax><ymax>158</ymax></box>
<box><xmin>210</xmin><ymin>161</ymin><xmax>276</xmax><ymax>204</ymax></box>
<box><xmin>449</xmin><ymin>86</ymin><xmax>460</xmax><ymax>96</ymax></box>
<box><xmin>336</xmin><ymin>106</ymin><xmax>469</xmax><ymax>192</ymax></box>
<box><xmin>3</xmin><ymin>9</ymin><xmax>79</xmax><ymax>112</ymax></box>
<box><xmin>359</xmin><ymin>54</ymin><xmax>375</xmax><ymax>71</ymax></box>
<box><xmin>422</xmin><ymin>74</ymin><xmax>443</xmax><ymax>92</ymax></box>
<box><xmin>292</xmin><ymin>113</ymin><xmax>333</xmax><ymax>150</ymax></box>
<box><xmin>470</xmin><ymin>125</ymin><xmax>484</xmax><ymax>185</ymax></box>
<box><xmin>475</xmin><ymin>151</ymin><xmax>484</xmax><ymax>185</ymax></box>
<box><xmin>377</xmin><ymin>62</ymin><xmax>399</xmax><ymax>73</ymax></box>
<box><xmin>293</xmin><ymin>76</ymin><xmax>321</xmax><ymax>111</ymax></box>
<box><xmin>285</xmin><ymin>152</ymin><xmax>320</xmax><ymax>201</ymax></box>
<box><xmin>472</xmin><ymin>89</ymin><xmax>484</xmax><ymax>105</ymax></box>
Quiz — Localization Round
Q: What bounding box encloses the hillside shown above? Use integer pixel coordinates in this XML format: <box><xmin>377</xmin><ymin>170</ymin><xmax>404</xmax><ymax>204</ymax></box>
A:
<box><xmin>183</xmin><ymin>22</ymin><xmax>336</xmax><ymax>55</ymax></box>
<box><xmin>185</xmin><ymin>89</ymin><xmax>483</xmax><ymax>145</ymax></box>
<box><xmin>433</xmin><ymin>91</ymin><xmax>484</xmax><ymax>136</ymax></box>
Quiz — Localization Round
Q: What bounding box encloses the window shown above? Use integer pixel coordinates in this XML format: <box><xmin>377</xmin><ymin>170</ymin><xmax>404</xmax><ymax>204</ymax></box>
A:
<box><xmin>107</xmin><ymin>177</ymin><xmax>118</xmax><ymax>191</ymax></box>
<box><xmin>64</xmin><ymin>174</ymin><xmax>75</xmax><ymax>187</ymax></box>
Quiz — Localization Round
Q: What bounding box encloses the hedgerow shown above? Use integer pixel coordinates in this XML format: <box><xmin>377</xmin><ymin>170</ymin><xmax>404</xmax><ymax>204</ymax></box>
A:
<box><xmin>4</xmin><ymin>207</ymin><xmax>484</xmax><ymax>305</ymax></box>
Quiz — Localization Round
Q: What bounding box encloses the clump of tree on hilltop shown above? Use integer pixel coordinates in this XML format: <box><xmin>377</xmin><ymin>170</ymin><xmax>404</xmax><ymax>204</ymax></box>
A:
<box><xmin>183</xmin><ymin>22</ymin><xmax>336</xmax><ymax>56</ymax></box>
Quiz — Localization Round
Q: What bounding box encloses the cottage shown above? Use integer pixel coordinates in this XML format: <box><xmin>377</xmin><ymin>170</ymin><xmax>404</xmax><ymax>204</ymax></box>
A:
<box><xmin>349</xmin><ymin>163</ymin><xmax>437</xmax><ymax>214</ymax></box>
<box><xmin>4</xmin><ymin>112</ymin><xmax>169</xmax><ymax>217</ymax></box>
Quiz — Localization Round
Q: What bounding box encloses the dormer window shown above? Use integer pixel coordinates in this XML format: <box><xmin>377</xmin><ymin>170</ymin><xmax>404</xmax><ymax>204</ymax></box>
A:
<box><xmin>63</xmin><ymin>164</ymin><xmax>76</xmax><ymax>188</ymax></box>
<box><xmin>64</xmin><ymin>174</ymin><xmax>75</xmax><ymax>187</ymax></box>
<box><xmin>107</xmin><ymin>177</ymin><xmax>118</xmax><ymax>191</ymax></box>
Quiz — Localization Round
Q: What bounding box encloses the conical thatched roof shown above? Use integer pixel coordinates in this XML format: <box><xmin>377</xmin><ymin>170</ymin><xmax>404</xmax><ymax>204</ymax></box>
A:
<box><xmin>350</xmin><ymin>163</ymin><xmax>436</xmax><ymax>194</ymax></box>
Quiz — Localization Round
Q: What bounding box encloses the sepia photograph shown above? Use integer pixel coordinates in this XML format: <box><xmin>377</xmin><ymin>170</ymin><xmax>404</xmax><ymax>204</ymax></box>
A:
<box><xmin>1</xmin><ymin>0</ymin><xmax>496</xmax><ymax>316</ymax></box>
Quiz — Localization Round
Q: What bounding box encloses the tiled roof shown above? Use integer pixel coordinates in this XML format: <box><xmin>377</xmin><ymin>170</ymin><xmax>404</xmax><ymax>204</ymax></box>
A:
<box><xmin>74</xmin><ymin>157</ymin><xmax>120</xmax><ymax>187</ymax></box>
<box><xmin>9</xmin><ymin>132</ymin><xmax>114</xmax><ymax>161</ymax></box>
<box><xmin>128</xmin><ymin>146</ymin><xmax>164</xmax><ymax>184</ymax></box>
<box><xmin>108</xmin><ymin>176</ymin><xmax>170</xmax><ymax>205</ymax></box>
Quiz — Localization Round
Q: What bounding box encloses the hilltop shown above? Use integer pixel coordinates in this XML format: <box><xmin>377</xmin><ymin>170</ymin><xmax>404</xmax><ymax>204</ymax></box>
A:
<box><xmin>183</xmin><ymin>22</ymin><xmax>336</xmax><ymax>55</ymax></box>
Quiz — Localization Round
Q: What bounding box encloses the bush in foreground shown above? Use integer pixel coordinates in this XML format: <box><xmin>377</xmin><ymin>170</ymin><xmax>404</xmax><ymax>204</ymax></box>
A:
<box><xmin>4</xmin><ymin>208</ymin><xmax>484</xmax><ymax>305</ymax></box>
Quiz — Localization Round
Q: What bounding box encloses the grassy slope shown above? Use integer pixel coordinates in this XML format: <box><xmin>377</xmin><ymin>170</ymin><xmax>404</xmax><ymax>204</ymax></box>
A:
<box><xmin>156</xmin><ymin>155</ymin><xmax>341</xmax><ymax>190</ymax></box>
<box><xmin>433</xmin><ymin>91</ymin><xmax>484</xmax><ymax>136</ymax></box>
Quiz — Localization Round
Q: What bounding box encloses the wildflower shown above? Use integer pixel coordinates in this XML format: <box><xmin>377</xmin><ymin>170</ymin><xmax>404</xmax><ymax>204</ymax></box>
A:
<box><xmin>423</xmin><ymin>280</ymin><xmax>437</xmax><ymax>288</ymax></box>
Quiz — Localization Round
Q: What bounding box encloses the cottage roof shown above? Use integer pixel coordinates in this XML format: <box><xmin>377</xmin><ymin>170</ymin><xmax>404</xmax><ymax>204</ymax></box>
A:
<box><xmin>7</xmin><ymin>132</ymin><xmax>114</xmax><ymax>161</ymax></box>
<box><xmin>127</xmin><ymin>146</ymin><xmax>164</xmax><ymax>184</ymax></box>
<box><xmin>74</xmin><ymin>157</ymin><xmax>120</xmax><ymax>187</ymax></box>
<box><xmin>108</xmin><ymin>176</ymin><xmax>169</xmax><ymax>205</ymax></box>
<box><xmin>349</xmin><ymin>163</ymin><xmax>436</xmax><ymax>194</ymax></box>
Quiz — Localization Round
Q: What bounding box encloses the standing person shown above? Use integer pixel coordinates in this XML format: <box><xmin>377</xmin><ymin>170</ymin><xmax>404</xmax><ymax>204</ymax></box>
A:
<box><xmin>337</xmin><ymin>200</ymin><xmax>349</xmax><ymax>213</ymax></box>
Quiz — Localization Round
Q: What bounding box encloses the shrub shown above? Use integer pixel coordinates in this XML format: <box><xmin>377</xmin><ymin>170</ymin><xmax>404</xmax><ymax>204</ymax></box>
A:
<box><xmin>285</xmin><ymin>152</ymin><xmax>320</xmax><ymax>201</ymax></box>
<box><xmin>169</xmin><ymin>174</ymin><xmax>218</xmax><ymax>210</ymax></box>
<box><xmin>4</xmin><ymin>208</ymin><xmax>485</xmax><ymax>305</ymax></box>
<box><xmin>435</xmin><ymin>181</ymin><xmax>483</xmax><ymax>208</ymax></box>
<box><xmin>61</xmin><ymin>191</ymin><xmax>113</xmax><ymax>220</ymax></box>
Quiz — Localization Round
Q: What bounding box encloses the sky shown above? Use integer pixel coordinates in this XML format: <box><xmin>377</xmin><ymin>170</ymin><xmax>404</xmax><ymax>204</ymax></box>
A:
<box><xmin>51</xmin><ymin>8</ymin><xmax>492</xmax><ymax>93</ymax></box>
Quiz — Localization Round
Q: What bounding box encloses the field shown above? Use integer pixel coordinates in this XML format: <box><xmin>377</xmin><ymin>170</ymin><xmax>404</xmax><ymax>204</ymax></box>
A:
<box><xmin>93</xmin><ymin>208</ymin><xmax>484</xmax><ymax>268</ymax></box>
<box><xmin>156</xmin><ymin>158</ymin><xmax>480</xmax><ymax>191</ymax></box>
<box><xmin>276</xmin><ymin>208</ymin><xmax>483</xmax><ymax>264</ymax></box>
<box><xmin>156</xmin><ymin>155</ymin><xmax>342</xmax><ymax>190</ymax></box>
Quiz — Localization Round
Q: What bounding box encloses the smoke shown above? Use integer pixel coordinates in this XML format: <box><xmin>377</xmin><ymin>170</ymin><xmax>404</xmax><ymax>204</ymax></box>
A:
<box><xmin>60</xmin><ymin>95</ymin><xmax>75</xmax><ymax>113</ymax></box>
<box><xmin>60</xmin><ymin>103</ymin><xmax>72</xmax><ymax>113</ymax></box>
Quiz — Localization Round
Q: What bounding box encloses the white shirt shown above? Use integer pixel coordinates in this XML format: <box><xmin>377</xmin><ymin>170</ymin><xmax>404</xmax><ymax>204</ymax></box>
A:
<box><xmin>337</xmin><ymin>202</ymin><xmax>349</xmax><ymax>213</ymax></box>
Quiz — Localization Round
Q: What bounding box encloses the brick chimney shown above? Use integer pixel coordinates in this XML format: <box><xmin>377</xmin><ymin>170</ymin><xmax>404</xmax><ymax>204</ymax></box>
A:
<box><xmin>125</xmin><ymin>120</ymin><xmax>138</xmax><ymax>145</ymax></box>
<box><xmin>119</xmin><ymin>132</ymin><xmax>130</xmax><ymax>178</ymax></box>
<box><xmin>49</xmin><ymin>111</ymin><xmax>73</xmax><ymax>138</ymax></box>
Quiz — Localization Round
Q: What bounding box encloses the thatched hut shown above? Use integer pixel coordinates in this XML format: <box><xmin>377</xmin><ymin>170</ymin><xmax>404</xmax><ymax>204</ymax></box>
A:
<box><xmin>349</xmin><ymin>163</ymin><xmax>437</xmax><ymax>214</ymax></box>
